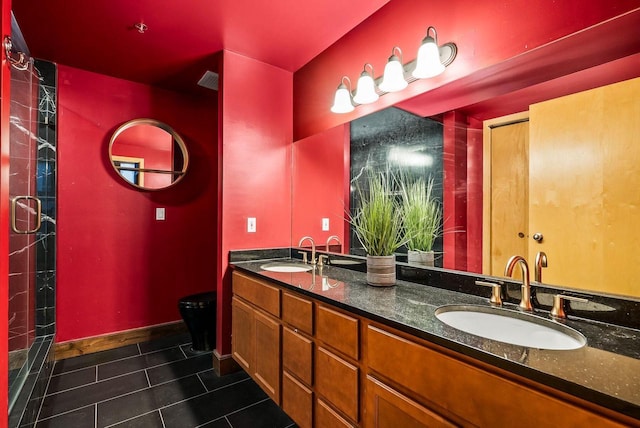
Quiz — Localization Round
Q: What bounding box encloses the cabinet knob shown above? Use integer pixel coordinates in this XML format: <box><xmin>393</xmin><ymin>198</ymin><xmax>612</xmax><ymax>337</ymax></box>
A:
<box><xmin>532</xmin><ymin>232</ymin><xmax>544</xmax><ymax>242</ymax></box>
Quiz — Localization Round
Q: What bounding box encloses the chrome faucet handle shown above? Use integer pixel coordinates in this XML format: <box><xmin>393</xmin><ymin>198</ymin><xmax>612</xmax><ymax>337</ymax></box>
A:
<box><xmin>297</xmin><ymin>251</ymin><xmax>308</xmax><ymax>264</ymax></box>
<box><xmin>317</xmin><ymin>254</ymin><xmax>329</xmax><ymax>267</ymax></box>
<box><xmin>551</xmin><ymin>294</ymin><xmax>588</xmax><ymax>319</ymax></box>
<box><xmin>475</xmin><ymin>280</ymin><xmax>503</xmax><ymax>306</ymax></box>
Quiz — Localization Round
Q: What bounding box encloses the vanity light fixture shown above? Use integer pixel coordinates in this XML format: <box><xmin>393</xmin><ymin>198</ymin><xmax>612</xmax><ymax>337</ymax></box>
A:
<box><xmin>412</xmin><ymin>26</ymin><xmax>445</xmax><ymax>78</ymax></box>
<box><xmin>353</xmin><ymin>63</ymin><xmax>379</xmax><ymax>104</ymax></box>
<box><xmin>378</xmin><ymin>47</ymin><xmax>408</xmax><ymax>93</ymax></box>
<box><xmin>330</xmin><ymin>25</ymin><xmax>457</xmax><ymax>113</ymax></box>
<box><xmin>330</xmin><ymin>76</ymin><xmax>355</xmax><ymax>114</ymax></box>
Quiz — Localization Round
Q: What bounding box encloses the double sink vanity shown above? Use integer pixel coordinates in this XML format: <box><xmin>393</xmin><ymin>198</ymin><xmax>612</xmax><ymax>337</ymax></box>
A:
<box><xmin>230</xmin><ymin>249</ymin><xmax>640</xmax><ymax>427</ymax></box>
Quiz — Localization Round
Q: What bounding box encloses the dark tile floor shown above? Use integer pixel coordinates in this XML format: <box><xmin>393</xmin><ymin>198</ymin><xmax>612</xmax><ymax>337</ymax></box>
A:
<box><xmin>32</xmin><ymin>333</ymin><xmax>296</xmax><ymax>428</ymax></box>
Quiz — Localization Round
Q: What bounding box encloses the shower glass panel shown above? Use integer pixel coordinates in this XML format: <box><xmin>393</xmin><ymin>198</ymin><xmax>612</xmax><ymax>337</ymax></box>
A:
<box><xmin>8</xmin><ymin>57</ymin><xmax>40</xmax><ymax>409</ymax></box>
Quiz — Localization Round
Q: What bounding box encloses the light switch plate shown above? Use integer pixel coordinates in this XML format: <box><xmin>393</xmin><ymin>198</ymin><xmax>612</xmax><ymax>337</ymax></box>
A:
<box><xmin>156</xmin><ymin>207</ymin><xmax>165</xmax><ymax>221</ymax></box>
<box><xmin>322</xmin><ymin>218</ymin><xmax>330</xmax><ymax>231</ymax></box>
<box><xmin>247</xmin><ymin>217</ymin><xmax>256</xmax><ymax>233</ymax></box>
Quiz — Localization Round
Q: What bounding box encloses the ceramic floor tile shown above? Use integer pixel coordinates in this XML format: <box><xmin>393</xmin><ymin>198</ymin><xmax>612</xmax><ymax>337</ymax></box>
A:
<box><xmin>96</xmin><ymin>374</ymin><xmax>206</xmax><ymax>427</ymax></box>
<box><xmin>198</xmin><ymin>369</ymin><xmax>249</xmax><ymax>392</ymax></box>
<box><xmin>35</xmin><ymin>405</ymin><xmax>95</xmax><ymax>428</ymax></box>
<box><xmin>225</xmin><ymin>399</ymin><xmax>295</xmax><ymax>428</ymax></box>
<box><xmin>39</xmin><ymin>371</ymin><xmax>148</xmax><ymax>420</ymax></box>
<box><xmin>53</xmin><ymin>345</ymin><xmax>140</xmax><ymax>375</ymax></box>
<box><xmin>160</xmin><ymin>378</ymin><xmax>267</xmax><ymax>428</ymax></box>
<box><xmin>198</xmin><ymin>417</ymin><xmax>233</xmax><ymax>428</ymax></box>
<box><xmin>97</xmin><ymin>346</ymin><xmax>186</xmax><ymax>381</ymax></box>
<box><xmin>146</xmin><ymin>353</ymin><xmax>212</xmax><ymax>386</ymax></box>
<box><xmin>46</xmin><ymin>366</ymin><xmax>96</xmax><ymax>394</ymax></box>
<box><xmin>106</xmin><ymin>410</ymin><xmax>164</xmax><ymax>428</ymax></box>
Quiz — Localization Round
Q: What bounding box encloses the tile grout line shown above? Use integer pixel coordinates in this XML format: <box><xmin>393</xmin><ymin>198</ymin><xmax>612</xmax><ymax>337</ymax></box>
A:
<box><xmin>52</xmin><ymin>339</ymin><xmax>186</xmax><ymax>378</ymax></box>
<box><xmin>33</xmin><ymin>358</ymin><xmax>57</xmax><ymax>426</ymax></box>
<box><xmin>144</xmin><ymin>368</ymin><xmax>152</xmax><ymax>388</ymax></box>
<box><xmin>94</xmin><ymin>403</ymin><xmax>98</xmax><ymax>428</ymax></box>
<box><xmin>44</xmin><ymin>348</ymin><xmax>202</xmax><ymax>396</ymax></box>
<box><xmin>159</xmin><ymin>409</ymin><xmax>167</xmax><ymax>428</ymax></box>
<box><xmin>102</xmin><ymin>377</ymin><xmax>253</xmax><ymax>428</ymax></box>
<box><xmin>42</xmin><ymin>368</ymin><xmax>249</xmax><ymax>426</ymax></box>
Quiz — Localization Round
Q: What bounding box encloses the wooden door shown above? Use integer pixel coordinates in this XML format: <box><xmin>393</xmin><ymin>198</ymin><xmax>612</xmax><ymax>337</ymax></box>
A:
<box><xmin>231</xmin><ymin>297</ymin><xmax>254</xmax><ymax>372</ymax></box>
<box><xmin>253</xmin><ymin>309</ymin><xmax>281</xmax><ymax>404</ymax></box>
<box><xmin>483</xmin><ymin>113</ymin><xmax>529</xmax><ymax>277</ymax></box>
<box><xmin>529</xmin><ymin>77</ymin><xmax>640</xmax><ymax>295</ymax></box>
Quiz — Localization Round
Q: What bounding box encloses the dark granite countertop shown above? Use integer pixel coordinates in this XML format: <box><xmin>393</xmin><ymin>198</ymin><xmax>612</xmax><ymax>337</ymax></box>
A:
<box><xmin>231</xmin><ymin>257</ymin><xmax>640</xmax><ymax>421</ymax></box>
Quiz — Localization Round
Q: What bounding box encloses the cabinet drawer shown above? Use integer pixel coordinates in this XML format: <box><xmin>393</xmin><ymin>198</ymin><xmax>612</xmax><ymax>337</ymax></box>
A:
<box><xmin>316</xmin><ymin>398</ymin><xmax>355</xmax><ymax>428</ymax></box>
<box><xmin>316</xmin><ymin>305</ymin><xmax>359</xmax><ymax>360</ymax></box>
<box><xmin>316</xmin><ymin>346</ymin><xmax>359</xmax><ymax>423</ymax></box>
<box><xmin>283</xmin><ymin>327</ymin><xmax>313</xmax><ymax>385</ymax></box>
<box><xmin>282</xmin><ymin>291</ymin><xmax>313</xmax><ymax>334</ymax></box>
<box><xmin>366</xmin><ymin>325</ymin><xmax>624</xmax><ymax>428</ymax></box>
<box><xmin>364</xmin><ymin>375</ymin><xmax>457</xmax><ymax>428</ymax></box>
<box><xmin>232</xmin><ymin>271</ymin><xmax>280</xmax><ymax>317</ymax></box>
<box><xmin>283</xmin><ymin>371</ymin><xmax>313</xmax><ymax>428</ymax></box>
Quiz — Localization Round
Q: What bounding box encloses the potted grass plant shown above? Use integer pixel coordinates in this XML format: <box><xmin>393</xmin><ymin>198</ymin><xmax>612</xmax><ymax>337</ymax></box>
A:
<box><xmin>351</xmin><ymin>170</ymin><xmax>407</xmax><ymax>286</ymax></box>
<box><xmin>401</xmin><ymin>177</ymin><xmax>441</xmax><ymax>267</ymax></box>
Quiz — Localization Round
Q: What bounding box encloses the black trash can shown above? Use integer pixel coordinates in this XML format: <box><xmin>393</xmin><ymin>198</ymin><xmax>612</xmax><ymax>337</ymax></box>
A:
<box><xmin>178</xmin><ymin>292</ymin><xmax>216</xmax><ymax>352</ymax></box>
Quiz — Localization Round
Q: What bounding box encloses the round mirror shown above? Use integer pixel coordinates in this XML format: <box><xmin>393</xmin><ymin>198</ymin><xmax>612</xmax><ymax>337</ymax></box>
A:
<box><xmin>109</xmin><ymin>118</ymin><xmax>189</xmax><ymax>190</ymax></box>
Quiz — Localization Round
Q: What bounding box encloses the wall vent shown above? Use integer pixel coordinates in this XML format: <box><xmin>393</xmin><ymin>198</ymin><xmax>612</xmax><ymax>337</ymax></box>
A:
<box><xmin>197</xmin><ymin>71</ymin><xmax>219</xmax><ymax>91</ymax></box>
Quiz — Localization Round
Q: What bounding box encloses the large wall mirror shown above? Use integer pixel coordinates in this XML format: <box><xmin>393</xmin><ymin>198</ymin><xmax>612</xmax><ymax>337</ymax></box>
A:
<box><xmin>109</xmin><ymin>118</ymin><xmax>189</xmax><ymax>190</ymax></box>
<box><xmin>292</xmin><ymin>32</ymin><xmax>640</xmax><ymax>300</ymax></box>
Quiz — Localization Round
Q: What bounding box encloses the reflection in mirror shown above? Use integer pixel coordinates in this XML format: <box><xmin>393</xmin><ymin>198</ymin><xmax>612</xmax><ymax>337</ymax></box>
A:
<box><xmin>109</xmin><ymin>118</ymin><xmax>189</xmax><ymax>190</ymax></box>
<box><xmin>292</xmin><ymin>76</ymin><xmax>640</xmax><ymax>299</ymax></box>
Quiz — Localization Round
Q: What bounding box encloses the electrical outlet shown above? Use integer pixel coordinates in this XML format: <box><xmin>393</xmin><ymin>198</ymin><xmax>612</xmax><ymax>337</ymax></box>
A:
<box><xmin>156</xmin><ymin>207</ymin><xmax>165</xmax><ymax>221</ymax></box>
<box><xmin>247</xmin><ymin>217</ymin><xmax>256</xmax><ymax>233</ymax></box>
<box><xmin>322</xmin><ymin>218</ymin><xmax>330</xmax><ymax>231</ymax></box>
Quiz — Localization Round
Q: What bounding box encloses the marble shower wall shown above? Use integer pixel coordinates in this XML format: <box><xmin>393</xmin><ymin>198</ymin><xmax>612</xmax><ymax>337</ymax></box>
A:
<box><xmin>349</xmin><ymin>107</ymin><xmax>444</xmax><ymax>261</ymax></box>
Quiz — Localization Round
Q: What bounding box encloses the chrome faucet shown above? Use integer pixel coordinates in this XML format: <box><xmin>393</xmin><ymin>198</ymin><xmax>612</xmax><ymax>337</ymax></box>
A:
<box><xmin>504</xmin><ymin>255</ymin><xmax>533</xmax><ymax>311</ymax></box>
<box><xmin>534</xmin><ymin>251</ymin><xmax>548</xmax><ymax>283</ymax></box>
<box><xmin>326</xmin><ymin>235</ymin><xmax>342</xmax><ymax>252</ymax></box>
<box><xmin>298</xmin><ymin>236</ymin><xmax>316</xmax><ymax>265</ymax></box>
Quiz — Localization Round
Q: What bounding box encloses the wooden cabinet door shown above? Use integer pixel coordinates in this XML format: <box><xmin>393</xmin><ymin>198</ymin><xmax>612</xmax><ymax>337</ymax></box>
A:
<box><xmin>231</xmin><ymin>296</ymin><xmax>254</xmax><ymax>373</ymax></box>
<box><xmin>282</xmin><ymin>371</ymin><xmax>313</xmax><ymax>428</ymax></box>
<box><xmin>364</xmin><ymin>376</ymin><xmax>458</xmax><ymax>428</ymax></box>
<box><xmin>253</xmin><ymin>309</ymin><xmax>281</xmax><ymax>404</ymax></box>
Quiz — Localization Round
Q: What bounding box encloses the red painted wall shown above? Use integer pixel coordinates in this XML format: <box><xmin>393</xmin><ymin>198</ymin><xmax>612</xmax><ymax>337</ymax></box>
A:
<box><xmin>217</xmin><ymin>51</ymin><xmax>292</xmax><ymax>355</ymax></box>
<box><xmin>293</xmin><ymin>0</ymin><xmax>640</xmax><ymax>140</ymax></box>
<box><xmin>1</xmin><ymin>0</ymin><xmax>12</xmax><ymax>419</ymax></box>
<box><xmin>292</xmin><ymin>124</ymin><xmax>349</xmax><ymax>251</ymax></box>
<box><xmin>57</xmin><ymin>66</ymin><xmax>218</xmax><ymax>342</ymax></box>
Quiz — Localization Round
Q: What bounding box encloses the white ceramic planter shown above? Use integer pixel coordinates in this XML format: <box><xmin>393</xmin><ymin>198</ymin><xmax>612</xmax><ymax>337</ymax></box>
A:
<box><xmin>407</xmin><ymin>250</ymin><xmax>435</xmax><ymax>267</ymax></box>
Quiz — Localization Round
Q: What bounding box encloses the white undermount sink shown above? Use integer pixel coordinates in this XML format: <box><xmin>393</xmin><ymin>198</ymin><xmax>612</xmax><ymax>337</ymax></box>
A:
<box><xmin>435</xmin><ymin>305</ymin><xmax>587</xmax><ymax>350</ymax></box>
<box><xmin>260</xmin><ymin>262</ymin><xmax>313</xmax><ymax>273</ymax></box>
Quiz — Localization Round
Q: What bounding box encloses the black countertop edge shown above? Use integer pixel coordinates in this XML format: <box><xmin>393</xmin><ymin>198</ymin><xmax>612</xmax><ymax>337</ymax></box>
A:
<box><xmin>230</xmin><ymin>259</ymin><xmax>640</xmax><ymax>421</ymax></box>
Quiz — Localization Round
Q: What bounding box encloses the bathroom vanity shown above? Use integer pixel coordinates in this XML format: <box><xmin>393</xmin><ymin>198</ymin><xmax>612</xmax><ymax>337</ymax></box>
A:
<box><xmin>231</xmin><ymin>256</ymin><xmax>640</xmax><ymax>428</ymax></box>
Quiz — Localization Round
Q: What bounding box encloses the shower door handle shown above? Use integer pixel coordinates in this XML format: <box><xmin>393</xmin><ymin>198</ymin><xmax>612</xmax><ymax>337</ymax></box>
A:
<box><xmin>10</xmin><ymin>196</ymin><xmax>42</xmax><ymax>234</ymax></box>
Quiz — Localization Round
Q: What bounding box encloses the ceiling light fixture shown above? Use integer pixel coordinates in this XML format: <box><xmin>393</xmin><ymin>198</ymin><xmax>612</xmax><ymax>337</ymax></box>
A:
<box><xmin>134</xmin><ymin>22</ymin><xmax>148</xmax><ymax>34</ymax></box>
<box><xmin>330</xmin><ymin>76</ymin><xmax>355</xmax><ymax>114</ymax></box>
<box><xmin>330</xmin><ymin>26</ymin><xmax>457</xmax><ymax>113</ymax></box>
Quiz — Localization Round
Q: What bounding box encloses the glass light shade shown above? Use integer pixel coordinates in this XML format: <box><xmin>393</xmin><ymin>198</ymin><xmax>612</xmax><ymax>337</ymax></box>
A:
<box><xmin>353</xmin><ymin>71</ymin><xmax>379</xmax><ymax>104</ymax></box>
<box><xmin>378</xmin><ymin>55</ymin><xmax>407</xmax><ymax>93</ymax></box>
<box><xmin>330</xmin><ymin>84</ymin><xmax>354</xmax><ymax>113</ymax></box>
<box><xmin>412</xmin><ymin>36</ymin><xmax>445</xmax><ymax>79</ymax></box>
